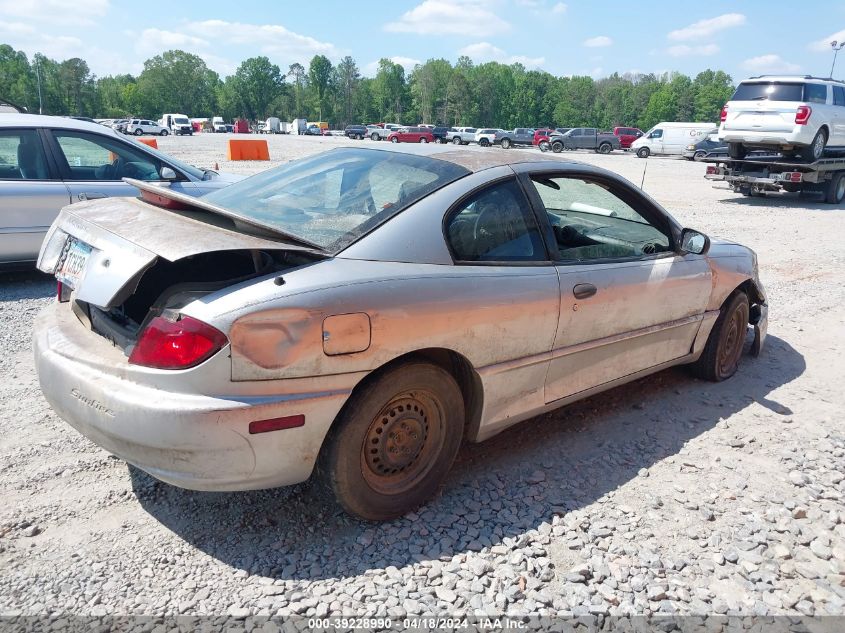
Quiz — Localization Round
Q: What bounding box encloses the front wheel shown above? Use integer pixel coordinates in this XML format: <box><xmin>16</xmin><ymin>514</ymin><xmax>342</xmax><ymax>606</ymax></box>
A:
<box><xmin>551</xmin><ymin>140</ymin><xmax>563</xmax><ymax>153</ymax></box>
<box><xmin>501</xmin><ymin>138</ymin><xmax>511</xmax><ymax>149</ymax></box>
<box><xmin>420</xmin><ymin>137</ymin><xmax>428</xmax><ymax>143</ymax></box>
<box><xmin>693</xmin><ymin>151</ymin><xmax>706</xmax><ymax>161</ymax></box>
<box><xmin>538</xmin><ymin>141</ymin><xmax>550</xmax><ymax>152</ymax></box>
<box><xmin>636</xmin><ymin>147</ymin><xmax>649</xmax><ymax>159</ymax></box>
<box><xmin>160</xmin><ymin>129</ymin><xmax>169</xmax><ymax>136</ymax></box>
<box><xmin>317</xmin><ymin>360</ymin><xmax>465</xmax><ymax>521</ymax></box>
<box><xmin>728</xmin><ymin>143</ymin><xmax>747</xmax><ymax>160</ymax></box>
<box><xmin>391</xmin><ymin>137</ymin><xmax>399</xmax><ymax>143</ymax></box>
<box><xmin>691</xmin><ymin>292</ymin><xmax>750</xmax><ymax>382</ymax></box>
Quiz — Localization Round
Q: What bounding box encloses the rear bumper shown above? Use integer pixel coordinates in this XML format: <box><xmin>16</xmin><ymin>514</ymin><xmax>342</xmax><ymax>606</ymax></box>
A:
<box><xmin>34</xmin><ymin>302</ymin><xmax>359</xmax><ymax>491</ymax></box>
<box><xmin>721</xmin><ymin>127</ymin><xmax>815</xmax><ymax>148</ymax></box>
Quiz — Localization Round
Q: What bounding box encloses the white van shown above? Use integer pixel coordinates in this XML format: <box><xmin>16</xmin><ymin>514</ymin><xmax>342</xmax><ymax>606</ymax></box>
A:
<box><xmin>631</xmin><ymin>122</ymin><xmax>715</xmax><ymax>158</ymax></box>
<box><xmin>159</xmin><ymin>113</ymin><xmax>193</xmax><ymax>136</ymax></box>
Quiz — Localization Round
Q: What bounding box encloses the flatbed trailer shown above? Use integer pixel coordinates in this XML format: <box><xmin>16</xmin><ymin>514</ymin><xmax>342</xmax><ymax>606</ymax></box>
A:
<box><xmin>703</xmin><ymin>155</ymin><xmax>845</xmax><ymax>204</ymax></box>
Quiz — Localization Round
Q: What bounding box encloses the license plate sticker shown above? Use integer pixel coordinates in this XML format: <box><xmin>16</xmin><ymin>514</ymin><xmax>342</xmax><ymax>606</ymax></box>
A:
<box><xmin>57</xmin><ymin>239</ymin><xmax>92</xmax><ymax>289</ymax></box>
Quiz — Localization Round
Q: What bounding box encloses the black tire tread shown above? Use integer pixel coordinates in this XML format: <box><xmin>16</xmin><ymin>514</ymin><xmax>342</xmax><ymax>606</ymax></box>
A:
<box><xmin>690</xmin><ymin>291</ymin><xmax>749</xmax><ymax>382</ymax></box>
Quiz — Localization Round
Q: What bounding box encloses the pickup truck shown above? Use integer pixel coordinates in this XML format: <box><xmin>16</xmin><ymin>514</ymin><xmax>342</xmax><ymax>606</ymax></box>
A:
<box><xmin>368</xmin><ymin>123</ymin><xmax>402</xmax><ymax>140</ymax></box>
<box><xmin>495</xmin><ymin>128</ymin><xmax>535</xmax><ymax>149</ymax></box>
<box><xmin>448</xmin><ymin>127</ymin><xmax>478</xmax><ymax>145</ymax></box>
<box><xmin>551</xmin><ymin>128</ymin><xmax>621</xmax><ymax>153</ymax></box>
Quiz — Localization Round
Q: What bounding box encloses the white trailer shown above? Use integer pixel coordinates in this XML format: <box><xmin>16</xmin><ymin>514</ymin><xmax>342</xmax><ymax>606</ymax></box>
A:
<box><xmin>291</xmin><ymin>118</ymin><xmax>308</xmax><ymax>135</ymax></box>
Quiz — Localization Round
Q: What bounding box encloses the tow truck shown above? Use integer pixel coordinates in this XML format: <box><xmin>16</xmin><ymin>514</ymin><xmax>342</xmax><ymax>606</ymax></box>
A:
<box><xmin>703</xmin><ymin>155</ymin><xmax>845</xmax><ymax>204</ymax></box>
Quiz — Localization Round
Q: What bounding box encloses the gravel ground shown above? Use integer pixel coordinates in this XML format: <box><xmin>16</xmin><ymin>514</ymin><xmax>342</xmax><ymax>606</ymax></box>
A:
<box><xmin>1</xmin><ymin>135</ymin><xmax>844</xmax><ymax>624</ymax></box>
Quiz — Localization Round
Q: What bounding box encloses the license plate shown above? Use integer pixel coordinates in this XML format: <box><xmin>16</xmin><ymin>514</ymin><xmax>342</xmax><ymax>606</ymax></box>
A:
<box><xmin>56</xmin><ymin>238</ymin><xmax>92</xmax><ymax>289</ymax></box>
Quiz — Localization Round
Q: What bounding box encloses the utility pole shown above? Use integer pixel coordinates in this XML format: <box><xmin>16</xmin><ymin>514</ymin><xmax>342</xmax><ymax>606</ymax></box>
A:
<box><xmin>831</xmin><ymin>41</ymin><xmax>845</xmax><ymax>79</ymax></box>
<box><xmin>34</xmin><ymin>55</ymin><xmax>43</xmax><ymax>114</ymax></box>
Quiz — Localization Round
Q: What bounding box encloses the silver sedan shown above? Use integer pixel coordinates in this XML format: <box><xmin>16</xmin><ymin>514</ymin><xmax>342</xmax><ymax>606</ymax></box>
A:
<box><xmin>0</xmin><ymin>114</ymin><xmax>239</xmax><ymax>266</ymax></box>
<box><xmin>33</xmin><ymin>145</ymin><xmax>767</xmax><ymax>520</ymax></box>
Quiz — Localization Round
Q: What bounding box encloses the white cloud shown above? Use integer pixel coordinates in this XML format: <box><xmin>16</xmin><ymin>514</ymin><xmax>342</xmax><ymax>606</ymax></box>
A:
<box><xmin>185</xmin><ymin>20</ymin><xmax>340</xmax><ymax>61</ymax></box>
<box><xmin>458</xmin><ymin>42</ymin><xmax>544</xmax><ymax>68</ymax></box>
<box><xmin>363</xmin><ymin>56</ymin><xmax>421</xmax><ymax>77</ymax></box>
<box><xmin>809</xmin><ymin>29</ymin><xmax>845</xmax><ymax>52</ymax></box>
<box><xmin>0</xmin><ymin>0</ymin><xmax>109</xmax><ymax>25</ymax></box>
<box><xmin>667</xmin><ymin>44</ymin><xmax>720</xmax><ymax>57</ymax></box>
<box><xmin>583</xmin><ymin>36</ymin><xmax>612</xmax><ymax>48</ymax></box>
<box><xmin>668</xmin><ymin>13</ymin><xmax>746</xmax><ymax>41</ymax></box>
<box><xmin>551</xmin><ymin>2</ymin><xmax>567</xmax><ymax>14</ymax></box>
<box><xmin>742</xmin><ymin>54</ymin><xmax>801</xmax><ymax>73</ymax></box>
<box><xmin>135</xmin><ymin>29</ymin><xmax>210</xmax><ymax>55</ymax></box>
<box><xmin>385</xmin><ymin>1</ymin><xmax>510</xmax><ymax>37</ymax></box>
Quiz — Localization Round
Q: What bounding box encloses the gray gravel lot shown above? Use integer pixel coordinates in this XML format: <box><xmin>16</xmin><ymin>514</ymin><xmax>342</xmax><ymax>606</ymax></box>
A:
<box><xmin>1</xmin><ymin>135</ymin><xmax>844</xmax><ymax>622</ymax></box>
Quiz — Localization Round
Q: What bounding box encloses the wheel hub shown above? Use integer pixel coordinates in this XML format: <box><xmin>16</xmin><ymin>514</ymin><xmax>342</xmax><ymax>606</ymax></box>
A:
<box><xmin>365</xmin><ymin>398</ymin><xmax>429</xmax><ymax>476</ymax></box>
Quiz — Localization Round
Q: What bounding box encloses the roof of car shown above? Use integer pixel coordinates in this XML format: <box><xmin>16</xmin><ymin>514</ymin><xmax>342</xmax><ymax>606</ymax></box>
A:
<box><xmin>344</xmin><ymin>144</ymin><xmax>574</xmax><ymax>172</ymax></box>
<box><xmin>0</xmin><ymin>113</ymin><xmax>120</xmax><ymax>136</ymax></box>
<box><xmin>743</xmin><ymin>75</ymin><xmax>845</xmax><ymax>85</ymax></box>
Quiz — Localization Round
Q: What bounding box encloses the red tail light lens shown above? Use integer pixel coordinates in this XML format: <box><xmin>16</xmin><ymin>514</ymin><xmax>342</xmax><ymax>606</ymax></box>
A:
<box><xmin>720</xmin><ymin>106</ymin><xmax>728</xmax><ymax>122</ymax></box>
<box><xmin>129</xmin><ymin>315</ymin><xmax>228</xmax><ymax>369</ymax></box>
<box><xmin>795</xmin><ymin>106</ymin><xmax>811</xmax><ymax>125</ymax></box>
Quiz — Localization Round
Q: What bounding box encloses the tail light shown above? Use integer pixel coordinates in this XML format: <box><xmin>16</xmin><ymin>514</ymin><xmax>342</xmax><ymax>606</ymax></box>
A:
<box><xmin>129</xmin><ymin>315</ymin><xmax>227</xmax><ymax>369</ymax></box>
<box><xmin>795</xmin><ymin>106</ymin><xmax>811</xmax><ymax>125</ymax></box>
<box><xmin>720</xmin><ymin>106</ymin><xmax>728</xmax><ymax>122</ymax></box>
<box><xmin>706</xmin><ymin>166</ymin><xmax>718</xmax><ymax>174</ymax></box>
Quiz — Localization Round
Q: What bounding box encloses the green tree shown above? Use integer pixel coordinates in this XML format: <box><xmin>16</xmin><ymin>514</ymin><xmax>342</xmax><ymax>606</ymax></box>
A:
<box><xmin>334</xmin><ymin>55</ymin><xmax>360</xmax><ymax>126</ymax></box>
<box><xmin>693</xmin><ymin>69</ymin><xmax>734</xmax><ymax>122</ymax></box>
<box><xmin>58</xmin><ymin>57</ymin><xmax>97</xmax><ymax>116</ymax></box>
<box><xmin>372</xmin><ymin>58</ymin><xmax>406</xmax><ymax>122</ymax></box>
<box><xmin>0</xmin><ymin>44</ymin><xmax>35</xmax><ymax>111</ymax></box>
<box><xmin>97</xmin><ymin>74</ymin><xmax>136</xmax><ymax>117</ymax></box>
<box><xmin>136</xmin><ymin>50</ymin><xmax>220</xmax><ymax>118</ymax></box>
<box><xmin>229</xmin><ymin>56</ymin><xmax>284</xmax><ymax>120</ymax></box>
<box><xmin>287</xmin><ymin>62</ymin><xmax>307</xmax><ymax>115</ymax></box>
<box><xmin>308</xmin><ymin>54</ymin><xmax>333</xmax><ymax>121</ymax></box>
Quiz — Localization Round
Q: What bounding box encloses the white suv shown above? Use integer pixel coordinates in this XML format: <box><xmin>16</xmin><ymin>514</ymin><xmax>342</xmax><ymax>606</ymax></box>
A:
<box><xmin>125</xmin><ymin>119</ymin><xmax>168</xmax><ymax>136</ymax></box>
<box><xmin>720</xmin><ymin>75</ymin><xmax>845</xmax><ymax>162</ymax></box>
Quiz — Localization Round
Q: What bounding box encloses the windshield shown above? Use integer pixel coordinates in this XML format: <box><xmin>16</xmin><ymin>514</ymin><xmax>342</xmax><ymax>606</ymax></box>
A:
<box><xmin>139</xmin><ymin>143</ymin><xmax>204</xmax><ymax>179</ymax></box>
<box><xmin>202</xmin><ymin>148</ymin><xmax>470</xmax><ymax>252</ymax></box>
<box><xmin>732</xmin><ymin>82</ymin><xmax>804</xmax><ymax>102</ymax></box>
<box><xmin>174</xmin><ymin>117</ymin><xmax>189</xmax><ymax>124</ymax></box>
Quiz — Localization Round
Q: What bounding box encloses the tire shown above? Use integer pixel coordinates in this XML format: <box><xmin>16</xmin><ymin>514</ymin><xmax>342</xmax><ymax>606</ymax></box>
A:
<box><xmin>693</xmin><ymin>151</ymin><xmax>706</xmax><ymax>161</ymax></box>
<box><xmin>371</xmin><ymin>133</ymin><xmax>379</xmax><ymax>141</ymax></box>
<box><xmin>160</xmin><ymin>129</ymin><xmax>169</xmax><ymax>136</ymax></box>
<box><xmin>501</xmin><ymin>138</ymin><xmax>511</xmax><ymax>149</ymax></box>
<box><xmin>728</xmin><ymin>143</ymin><xmax>747</xmax><ymax>160</ymax></box>
<box><xmin>391</xmin><ymin>137</ymin><xmax>399</xmax><ymax>143</ymax></box>
<box><xmin>420</xmin><ymin>137</ymin><xmax>428</xmax><ymax>143</ymax></box>
<box><xmin>800</xmin><ymin>129</ymin><xmax>827</xmax><ymax>162</ymax></box>
<box><xmin>133</xmin><ymin>129</ymin><xmax>143</xmax><ymax>136</ymax></box>
<box><xmin>636</xmin><ymin>147</ymin><xmax>649</xmax><ymax>158</ymax></box>
<box><xmin>690</xmin><ymin>292</ymin><xmax>750</xmax><ymax>382</ymax></box>
<box><xmin>479</xmin><ymin>138</ymin><xmax>490</xmax><ymax>147</ymax></box>
<box><xmin>551</xmin><ymin>140</ymin><xmax>563</xmax><ymax>153</ymax></box>
<box><xmin>538</xmin><ymin>141</ymin><xmax>550</xmax><ymax>152</ymax></box>
<box><xmin>824</xmin><ymin>171</ymin><xmax>845</xmax><ymax>204</ymax></box>
<box><xmin>597</xmin><ymin>142</ymin><xmax>612</xmax><ymax>154</ymax></box>
<box><xmin>316</xmin><ymin>360</ymin><xmax>465</xmax><ymax>521</ymax></box>
<box><xmin>452</xmin><ymin>136</ymin><xmax>461</xmax><ymax>145</ymax></box>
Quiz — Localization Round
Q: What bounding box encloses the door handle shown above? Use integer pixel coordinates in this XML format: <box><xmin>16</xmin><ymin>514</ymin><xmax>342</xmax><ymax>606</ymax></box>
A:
<box><xmin>78</xmin><ymin>192</ymin><xmax>108</xmax><ymax>201</ymax></box>
<box><xmin>573</xmin><ymin>283</ymin><xmax>597</xmax><ymax>299</ymax></box>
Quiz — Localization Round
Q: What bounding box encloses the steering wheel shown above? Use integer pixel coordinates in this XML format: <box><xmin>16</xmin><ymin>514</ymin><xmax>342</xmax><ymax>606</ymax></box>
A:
<box><xmin>109</xmin><ymin>156</ymin><xmax>126</xmax><ymax>180</ymax></box>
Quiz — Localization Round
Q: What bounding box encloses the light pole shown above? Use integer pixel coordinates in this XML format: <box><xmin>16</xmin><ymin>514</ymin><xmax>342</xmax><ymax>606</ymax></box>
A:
<box><xmin>34</xmin><ymin>55</ymin><xmax>43</xmax><ymax>114</ymax></box>
<box><xmin>831</xmin><ymin>41</ymin><xmax>845</xmax><ymax>78</ymax></box>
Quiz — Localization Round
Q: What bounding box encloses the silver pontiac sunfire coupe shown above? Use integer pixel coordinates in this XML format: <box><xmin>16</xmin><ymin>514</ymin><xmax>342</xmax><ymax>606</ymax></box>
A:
<box><xmin>34</xmin><ymin>145</ymin><xmax>767</xmax><ymax>520</ymax></box>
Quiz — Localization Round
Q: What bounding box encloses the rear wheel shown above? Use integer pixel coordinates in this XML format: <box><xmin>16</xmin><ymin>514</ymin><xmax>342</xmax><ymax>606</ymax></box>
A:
<box><xmin>800</xmin><ymin>129</ymin><xmax>827</xmax><ymax>162</ymax></box>
<box><xmin>691</xmin><ymin>292</ymin><xmax>750</xmax><ymax>382</ymax></box>
<box><xmin>728</xmin><ymin>143</ymin><xmax>747</xmax><ymax>160</ymax></box>
<box><xmin>134</xmin><ymin>129</ymin><xmax>143</xmax><ymax>136</ymax></box>
<box><xmin>317</xmin><ymin>360</ymin><xmax>465</xmax><ymax>520</ymax></box>
<box><xmin>551</xmin><ymin>140</ymin><xmax>563</xmax><ymax>153</ymax></box>
<box><xmin>371</xmin><ymin>133</ymin><xmax>379</xmax><ymax>141</ymax></box>
<box><xmin>824</xmin><ymin>171</ymin><xmax>845</xmax><ymax>204</ymax></box>
<box><xmin>479</xmin><ymin>138</ymin><xmax>490</xmax><ymax>147</ymax></box>
<box><xmin>501</xmin><ymin>138</ymin><xmax>511</xmax><ymax>149</ymax></box>
<box><xmin>636</xmin><ymin>147</ymin><xmax>649</xmax><ymax>158</ymax></box>
<box><xmin>597</xmin><ymin>142</ymin><xmax>612</xmax><ymax>154</ymax></box>
<box><xmin>452</xmin><ymin>136</ymin><xmax>461</xmax><ymax>145</ymax></box>
<box><xmin>391</xmin><ymin>137</ymin><xmax>399</xmax><ymax>143</ymax></box>
<box><xmin>419</xmin><ymin>137</ymin><xmax>428</xmax><ymax>143</ymax></box>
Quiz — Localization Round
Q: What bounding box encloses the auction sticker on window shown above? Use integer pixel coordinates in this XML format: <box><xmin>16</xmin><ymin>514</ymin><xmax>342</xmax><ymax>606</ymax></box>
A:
<box><xmin>56</xmin><ymin>238</ymin><xmax>92</xmax><ymax>289</ymax></box>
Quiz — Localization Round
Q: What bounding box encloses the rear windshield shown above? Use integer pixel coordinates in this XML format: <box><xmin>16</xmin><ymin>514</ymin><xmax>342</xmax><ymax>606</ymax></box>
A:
<box><xmin>732</xmin><ymin>82</ymin><xmax>807</xmax><ymax>102</ymax></box>
<box><xmin>202</xmin><ymin>148</ymin><xmax>469</xmax><ymax>252</ymax></box>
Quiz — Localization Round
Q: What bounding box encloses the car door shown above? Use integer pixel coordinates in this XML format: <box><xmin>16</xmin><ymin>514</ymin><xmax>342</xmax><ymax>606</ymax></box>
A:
<box><xmin>0</xmin><ymin>128</ymin><xmax>70</xmax><ymax>264</ymax></box>
<box><xmin>518</xmin><ymin>169</ymin><xmax>712</xmax><ymax>403</ymax></box>
<box><xmin>442</xmin><ymin>176</ymin><xmax>561</xmax><ymax>430</ymax></box>
<box><xmin>46</xmin><ymin>128</ymin><xmax>194</xmax><ymax>203</ymax></box>
<box><xmin>647</xmin><ymin>127</ymin><xmax>665</xmax><ymax>154</ymax></box>
<box><xmin>832</xmin><ymin>86</ymin><xmax>845</xmax><ymax>146</ymax></box>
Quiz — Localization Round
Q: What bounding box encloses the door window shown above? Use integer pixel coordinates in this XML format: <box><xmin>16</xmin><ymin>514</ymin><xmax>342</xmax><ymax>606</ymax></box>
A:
<box><xmin>834</xmin><ymin>86</ymin><xmax>845</xmax><ymax>106</ymax></box>
<box><xmin>528</xmin><ymin>175</ymin><xmax>671</xmax><ymax>261</ymax></box>
<box><xmin>52</xmin><ymin>130</ymin><xmax>163</xmax><ymax>181</ymax></box>
<box><xmin>649</xmin><ymin>129</ymin><xmax>663</xmax><ymax>138</ymax></box>
<box><xmin>445</xmin><ymin>179</ymin><xmax>546</xmax><ymax>262</ymax></box>
<box><xmin>0</xmin><ymin>130</ymin><xmax>51</xmax><ymax>180</ymax></box>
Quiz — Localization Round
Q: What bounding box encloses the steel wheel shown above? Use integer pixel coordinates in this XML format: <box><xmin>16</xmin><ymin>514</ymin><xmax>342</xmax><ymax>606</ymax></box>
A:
<box><xmin>691</xmin><ymin>292</ymin><xmax>750</xmax><ymax>382</ymax></box>
<box><xmin>391</xmin><ymin>136</ymin><xmax>398</xmax><ymax>143</ymax></box>
<box><xmin>716</xmin><ymin>304</ymin><xmax>747</xmax><ymax>378</ymax></box>
<box><xmin>360</xmin><ymin>392</ymin><xmax>444</xmax><ymax>495</ymax></box>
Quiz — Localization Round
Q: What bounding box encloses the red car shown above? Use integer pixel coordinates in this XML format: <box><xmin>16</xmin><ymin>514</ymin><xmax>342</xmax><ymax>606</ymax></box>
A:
<box><xmin>387</xmin><ymin>126</ymin><xmax>434</xmax><ymax>143</ymax></box>
<box><xmin>613</xmin><ymin>126</ymin><xmax>643</xmax><ymax>149</ymax></box>
<box><xmin>532</xmin><ymin>129</ymin><xmax>555</xmax><ymax>147</ymax></box>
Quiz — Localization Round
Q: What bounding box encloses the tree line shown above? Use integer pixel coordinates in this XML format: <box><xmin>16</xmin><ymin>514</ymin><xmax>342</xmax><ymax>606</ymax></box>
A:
<box><xmin>0</xmin><ymin>44</ymin><xmax>736</xmax><ymax>131</ymax></box>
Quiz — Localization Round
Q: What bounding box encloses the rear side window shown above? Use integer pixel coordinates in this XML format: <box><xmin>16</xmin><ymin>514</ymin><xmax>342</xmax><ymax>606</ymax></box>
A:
<box><xmin>804</xmin><ymin>84</ymin><xmax>827</xmax><ymax>104</ymax></box>
<box><xmin>0</xmin><ymin>129</ymin><xmax>50</xmax><ymax>180</ymax></box>
<box><xmin>835</xmin><ymin>86</ymin><xmax>845</xmax><ymax>106</ymax></box>
<box><xmin>732</xmin><ymin>82</ymin><xmax>804</xmax><ymax>102</ymax></box>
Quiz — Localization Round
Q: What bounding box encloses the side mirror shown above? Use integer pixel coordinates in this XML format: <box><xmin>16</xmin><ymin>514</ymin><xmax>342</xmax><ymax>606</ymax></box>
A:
<box><xmin>680</xmin><ymin>228</ymin><xmax>710</xmax><ymax>255</ymax></box>
<box><xmin>159</xmin><ymin>166</ymin><xmax>177</xmax><ymax>181</ymax></box>
<box><xmin>636</xmin><ymin>131</ymin><xmax>643</xmax><ymax>137</ymax></box>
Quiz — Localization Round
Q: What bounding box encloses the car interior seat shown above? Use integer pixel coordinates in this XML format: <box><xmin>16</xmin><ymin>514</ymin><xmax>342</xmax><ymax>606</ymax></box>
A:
<box><xmin>17</xmin><ymin>136</ymin><xmax>49</xmax><ymax>180</ymax></box>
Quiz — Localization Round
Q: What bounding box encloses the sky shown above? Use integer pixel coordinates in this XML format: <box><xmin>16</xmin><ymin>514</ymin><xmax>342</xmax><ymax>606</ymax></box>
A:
<box><xmin>2</xmin><ymin>0</ymin><xmax>845</xmax><ymax>82</ymax></box>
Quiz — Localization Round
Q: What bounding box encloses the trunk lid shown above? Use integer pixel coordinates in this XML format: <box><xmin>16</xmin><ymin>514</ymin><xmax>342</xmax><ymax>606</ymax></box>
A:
<box><xmin>725</xmin><ymin>100</ymin><xmax>798</xmax><ymax>134</ymax></box>
<box><xmin>38</xmin><ymin>183</ymin><xmax>319</xmax><ymax>310</ymax></box>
